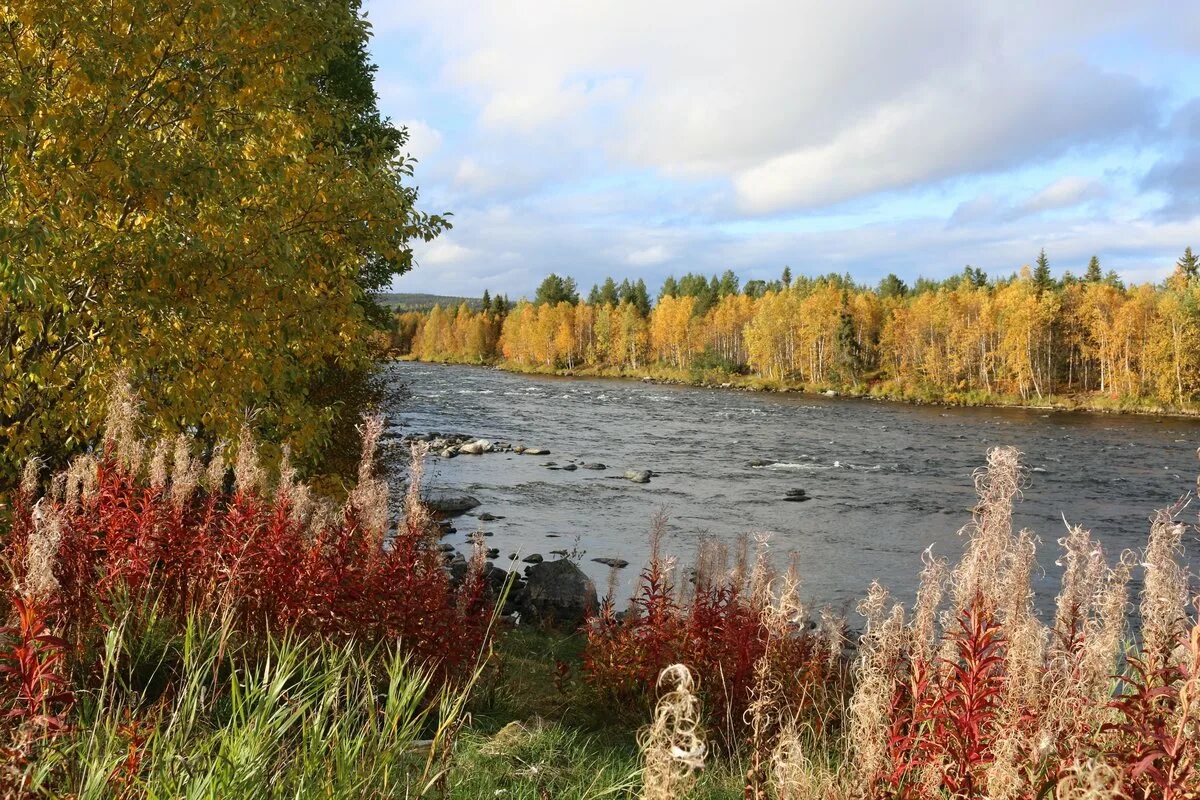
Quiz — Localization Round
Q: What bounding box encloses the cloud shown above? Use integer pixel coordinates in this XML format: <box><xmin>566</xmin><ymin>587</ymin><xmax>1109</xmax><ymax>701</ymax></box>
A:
<box><xmin>419</xmin><ymin>239</ymin><xmax>476</xmax><ymax>266</ymax></box>
<box><xmin>397</xmin><ymin>119</ymin><xmax>443</xmax><ymax>163</ymax></box>
<box><xmin>626</xmin><ymin>244</ymin><xmax>670</xmax><ymax>266</ymax></box>
<box><xmin>364</xmin><ymin>0</ymin><xmax>1200</xmax><ymax>295</ymax></box>
<box><xmin>1022</xmin><ymin>177</ymin><xmax>1107</xmax><ymax>213</ymax></box>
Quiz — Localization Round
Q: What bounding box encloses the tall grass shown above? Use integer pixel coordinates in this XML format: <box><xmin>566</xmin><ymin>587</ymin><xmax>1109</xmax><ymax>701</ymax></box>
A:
<box><xmin>21</xmin><ymin>607</ymin><xmax>466</xmax><ymax>798</ymax></box>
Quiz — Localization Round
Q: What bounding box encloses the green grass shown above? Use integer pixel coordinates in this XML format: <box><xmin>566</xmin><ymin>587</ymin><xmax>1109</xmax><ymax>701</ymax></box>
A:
<box><xmin>443</xmin><ymin>626</ymin><xmax>748</xmax><ymax>799</ymax></box>
<box><xmin>25</xmin><ymin>606</ymin><xmax>462</xmax><ymax>798</ymax></box>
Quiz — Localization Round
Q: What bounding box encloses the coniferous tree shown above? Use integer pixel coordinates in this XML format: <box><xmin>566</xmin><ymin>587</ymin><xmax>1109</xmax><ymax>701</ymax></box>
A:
<box><xmin>534</xmin><ymin>274</ymin><xmax>579</xmax><ymax>305</ymax></box>
<box><xmin>718</xmin><ymin>270</ymin><xmax>739</xmax><ymax>297</ymax></box>
<box><xmin>481</xmin><ymin>289</ymin><xmax>491</xmax><ymax>310</ymax></box>
<box><xmin>1086</xmin><ymin>255</ymin><xmax>1103</xmax><ymax>282</ymax></box>
<box><xmin>598</xmin><ymin>277</ymin><xmax>620</xmax><ymax>306</ymax></box>
<box><xmin>1033</xmin><ymin>249</ymin><xmax>1054</xmax><ymax>294</ymax></box>
<box><xmin>1178</xmin><ymin>246</ymin><xmax>1199</xmax><ymax>279</ymax></box>
<box><xmin>878</xmin><ymin>274</ymin><xmax>908</xmax><ymax>299</ymax></box>
<box><xmin>782</xmin><ymin>266</ymin><xmax>792</xmax><ymax>288</ymax></box>
<box><xmin>743</xmin><ymin>279</ymin><xmax>768</xmax><ymax>299</ymax></box>
<box><xmin>834</xmin><ymin>311</ymin><xmax>863</xmax><ymax>380</ymax></box>
<box><xmin>629</xmin><ymin>279</ymin><xmax>652</xmax><ymax>317</ymax></box>
<box><xmin>659</xmin><ymin>275</ymin><xmax>679</xmax><ymax>300</ymax></box>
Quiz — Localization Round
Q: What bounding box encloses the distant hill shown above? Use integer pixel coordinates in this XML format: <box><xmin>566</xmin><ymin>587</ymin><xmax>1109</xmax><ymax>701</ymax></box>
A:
<box><xmin>377</xmin><ymin>292</ymin><xmax>482</xmax><ymax>311</ymax></box>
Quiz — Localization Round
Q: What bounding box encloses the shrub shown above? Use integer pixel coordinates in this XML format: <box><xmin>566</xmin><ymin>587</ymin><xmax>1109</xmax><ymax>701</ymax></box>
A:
<box><xmin>583</xmin><ymin>513</ymin><xmax>849</xmax><ymax>750</ymax></box>
<box><xmin>4</xmin><ymin>384</ymin><xmax>492</xmax><ymax>688</ymax></box>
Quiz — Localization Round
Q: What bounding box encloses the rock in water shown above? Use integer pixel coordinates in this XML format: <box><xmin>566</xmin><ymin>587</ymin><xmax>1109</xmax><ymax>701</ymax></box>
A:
<box><xmin>522</xmin><ymin>559</ymin><xmax>598</xmax><ymax>630</ymax></box>
<box><xmin>592</xmin><ymin>557</ymin><xmax>629</xmax><ymax>569</ymax></box>
<box><xmin>522</xmin><ymin>553</ymin><xmax>544</xmax><ymax>564</ymax></box>
<box><xmin>580</xmin><ymin>462</ymin><xmax>606</xmax><ymax>470</ymax></box>
<box><xmin>624</xmin><ymin>470</ymin><xmax>652</xmax><ymax>484</ymax></box>
<box><xmin>420</xmin><ymin>489</ymin><xmax>481</xmax><ymax>515</ymax></box>
<box><xmin>522</xmin><ymin>447</ymin><xmax>550</xmax><ymax>456</ymax></box>
<box><xmin>458</xmin><ymin>439</ymin><xmax>491</xmax><ymax>455</ymax></box>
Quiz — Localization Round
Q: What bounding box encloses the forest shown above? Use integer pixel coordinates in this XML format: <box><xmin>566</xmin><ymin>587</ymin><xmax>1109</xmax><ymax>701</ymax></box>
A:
<box><xmin>394</xmin><ymin>251</ymin><xmax>1200</xmax><ymax>410</ymax></box>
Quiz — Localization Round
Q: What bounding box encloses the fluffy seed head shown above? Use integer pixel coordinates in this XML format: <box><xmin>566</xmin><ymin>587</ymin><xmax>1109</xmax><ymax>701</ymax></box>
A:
<box><xmin>639</xmin><ymin>664</ymin><xmax>706</xmax><ymax>800</ymax></box>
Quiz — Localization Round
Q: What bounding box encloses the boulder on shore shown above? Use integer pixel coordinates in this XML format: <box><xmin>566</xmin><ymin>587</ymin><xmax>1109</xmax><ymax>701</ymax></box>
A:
<box><xmin>522</xmin><ymin>559</ymin><xmax>598</xmax><ymax>630</ymax></box>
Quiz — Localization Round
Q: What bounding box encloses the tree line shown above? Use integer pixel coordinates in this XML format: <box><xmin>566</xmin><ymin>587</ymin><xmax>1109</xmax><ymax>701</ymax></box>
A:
<box><xmin>394</xmin><ymin>249</ymin><xmax>1200</xmax><ymax>408</ymax></box>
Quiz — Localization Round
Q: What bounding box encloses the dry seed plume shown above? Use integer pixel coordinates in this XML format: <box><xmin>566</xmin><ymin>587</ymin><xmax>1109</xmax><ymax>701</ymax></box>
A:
<box><xmin>347</xmin><ymin>414</ymin><xmax>389</xmax><ymax>538</ymax></box>
<box><xmin>639</xmin><ymin>664</ymin><xmax>706</xmax><ymax>800</ymax></box>
<box><xmin>1141</xmin><ymin>503</ymin><xmax>1191</xmax><ymax>668</ymax></box>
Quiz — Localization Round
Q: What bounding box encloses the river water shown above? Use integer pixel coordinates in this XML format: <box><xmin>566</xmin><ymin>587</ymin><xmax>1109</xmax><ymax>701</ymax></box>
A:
<box><xmin>379</xmin><ymin>361</ymin><xmax>1200</xmax><ymax>616</ymax></box>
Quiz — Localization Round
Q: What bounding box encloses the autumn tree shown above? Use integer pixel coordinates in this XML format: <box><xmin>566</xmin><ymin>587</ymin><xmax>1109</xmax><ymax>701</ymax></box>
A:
<box><xmin>0</xmin><ymin>0</ymin><xmax>446</xmax><ymax>487</ymax></box>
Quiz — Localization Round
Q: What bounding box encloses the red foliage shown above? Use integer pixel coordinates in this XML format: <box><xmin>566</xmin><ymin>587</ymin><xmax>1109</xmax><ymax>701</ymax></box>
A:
<box><xmin>871</xmin><ymin>596</ymin><xmax>1009</xmax><ymax>799</ymax></box>
<box><xmin>582</xmin><ymin>553</ymin><xmax>843</xmax><ymax>743</ymax></box>
<box><xmin>1103</xmin><ymin>618</ymin><xmax>1200</xmax><ymax>800</ymax></box>
<box><xmin>4</xmin><ymin>452</ymin><xmax>491</xmax><ymax>686</ymax></box>
<box><xmin>0</xmin><ymin>594</ymin><xmax>73</xmax><ymax>736</ymax></box>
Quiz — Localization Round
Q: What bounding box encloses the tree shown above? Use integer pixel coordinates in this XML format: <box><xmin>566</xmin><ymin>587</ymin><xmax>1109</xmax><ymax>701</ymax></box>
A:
<box><xmin>534</xmin><ymin>274</ymin><xmax>579</xmax><ymax>306</ymax></box>
<box><xmin>597</xmin><ymin>277</ymin><xmax>620</xmax><ymax>306</ymax></box>
<box><xmin>743</xmin><ymin>280</ymin><xmax>769</xmax><ymax>299</ymax></box>
<box><xmin>659</xmin><ymin>276</ymin><xmax>679</xmax><ymax>300</ymax></box>
<box><xmin>482</xmin><ymin>290</ymin><xmax>492</xmax><ymax>309</ymax></box>
<box><xmin>962</xmin><ymin>266</ymin><xmax>988</xmax><ymax>289</ymax></box>
<box><xmin>623</xmin><ymin>280</ymin><xmax>652</xmax><ymax>317</ymax></box>
<box><xmin>878</xmin><ymin>274</ymin><xmax>908</xmax><ymax>299</ymax></box>
<box><xmin>1177</xmin><ymin>246</ymin><xmax>1199</xmax><ymax>280</ymax></box>
<box><xmin>1</xmin><ymin>0</ymin><xmax>446</xmax><ymax>487</ymax></box>
<box><xmin>1033</xmin><ymin>249</ymin><xmax>1054</xmax><ymax>295</ymax></box>
<box><xmin>718</xmin><ymin>270</ymin><xmax>740</xmax><ymax>298</ymax></box>
<box><xmin>834</xmin><ymin>311</ymin><xmax>863</xmax><ymax>381</ymax></box>
<box><xmin>1086</xmin><ymin>255</ymin><xmax>1103</xmax><ymax>283</ymax></box>
<box><xmin>781</xmin><ymin>267</ymin><xmax>792</xmax><ymax>288</ymax></box>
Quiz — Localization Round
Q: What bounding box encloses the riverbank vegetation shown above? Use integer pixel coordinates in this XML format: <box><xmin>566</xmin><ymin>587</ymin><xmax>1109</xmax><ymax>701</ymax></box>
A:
<box><xmin>0</xmin><ymin>0</ymin><xmax>445</xmax><ymax>491</ymax></box>
<box><xmin>4</xmin><ymin>391</ymin><xmax>1198</xmax><ymax>797</ymax></box>
<box><xmin>394</xmin><ymin>254</ymin><xmax>1200</xmax><ymax>414</ymax></box>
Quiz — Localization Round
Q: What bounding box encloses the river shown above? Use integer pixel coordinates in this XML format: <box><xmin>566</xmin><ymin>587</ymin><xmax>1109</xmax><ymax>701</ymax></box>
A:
<box><xmin>379</xmin><ymin>361</ymin><xmax>1200</xmax><ymax>616</ymax></box>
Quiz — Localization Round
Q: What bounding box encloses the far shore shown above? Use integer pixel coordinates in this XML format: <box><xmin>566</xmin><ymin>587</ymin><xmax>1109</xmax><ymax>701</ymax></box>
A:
<box><xmin>390</xmin><ymin>355</ymin><xmax>1200</xmax><ymax>421</ymax></box>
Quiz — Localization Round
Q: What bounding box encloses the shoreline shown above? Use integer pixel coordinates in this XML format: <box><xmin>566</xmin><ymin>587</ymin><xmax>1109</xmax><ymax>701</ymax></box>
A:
<box><xmin>389</xmin><ymin>355</ymin><xmax>1200</xmax><ymax>421</ymax></box>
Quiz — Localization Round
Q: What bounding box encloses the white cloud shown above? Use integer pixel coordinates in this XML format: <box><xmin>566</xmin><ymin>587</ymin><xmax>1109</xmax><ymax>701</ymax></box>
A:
<box><xmin>397</xmin><ymin>119</ymin><xmax>443</xmax><ymax>163</ymax></box>
<box><xmin>1023</xmin><ymin>177</ymin><xmax>1107</xmax><ymax>212</ymax></box>
<box><xmin>626</xmin><ymin>244</ymin><xmax>670</xmax><ymax>266</ymax></box>
<box><xmin>419</xmin><ymin>239</ymin><xmax>476</xmax><ymax>266</ymax></box>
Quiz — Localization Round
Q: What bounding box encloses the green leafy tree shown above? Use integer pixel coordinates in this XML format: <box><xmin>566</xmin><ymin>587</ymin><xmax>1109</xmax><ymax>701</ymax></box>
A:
<box><xmin>0</xmin><ymin>0</ymin><xmax>446</xmax><ymax>488</ymax></box>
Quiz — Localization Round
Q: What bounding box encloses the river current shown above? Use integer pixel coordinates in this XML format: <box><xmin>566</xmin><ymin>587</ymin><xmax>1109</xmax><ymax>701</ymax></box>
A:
<box><xmin>380</xmin><ymin>361</ymin><xmax>1200</xmax><ymax>616</ymax></box>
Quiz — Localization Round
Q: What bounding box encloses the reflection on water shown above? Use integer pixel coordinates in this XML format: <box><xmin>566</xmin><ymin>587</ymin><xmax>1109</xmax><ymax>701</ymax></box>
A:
<box><xmin>381</xmin><ymin>361</ymin><xmax>1200</xmax><ymax>615</ymax></box>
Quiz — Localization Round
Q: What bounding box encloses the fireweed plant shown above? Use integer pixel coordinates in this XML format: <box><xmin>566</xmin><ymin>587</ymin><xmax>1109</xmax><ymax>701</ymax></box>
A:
<box><xmin>0</xmin><ymin>385</ymin><xmax>496</xmax><ymax>764</ymax></box>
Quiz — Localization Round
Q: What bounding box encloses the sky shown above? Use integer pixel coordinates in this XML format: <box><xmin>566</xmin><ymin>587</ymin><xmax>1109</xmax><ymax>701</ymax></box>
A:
<box><xmin>364</xmin><ymin>1</ymin><xmax>1200</xmax><ymax>299</ymax></box>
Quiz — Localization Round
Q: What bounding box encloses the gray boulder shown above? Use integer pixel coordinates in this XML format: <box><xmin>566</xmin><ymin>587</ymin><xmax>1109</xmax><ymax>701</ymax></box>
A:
<box><xmin>624</xmin><ymin>470</ymin><xmax>652</xmax><ymax>484</ymax></box>
<box><xmin>421</xmin><ymin>488</ymin><xmax>481</xmax><ymax>515</ymax></box>
<box><xmin>522</xmin><ymin>447</ymin><xmax>550</xmax><ymax>456</ymax></box>
<box><xmin>522</xmin><ymin>559</ymin><xmax>598</xmax><ymax>629</ymax></box>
